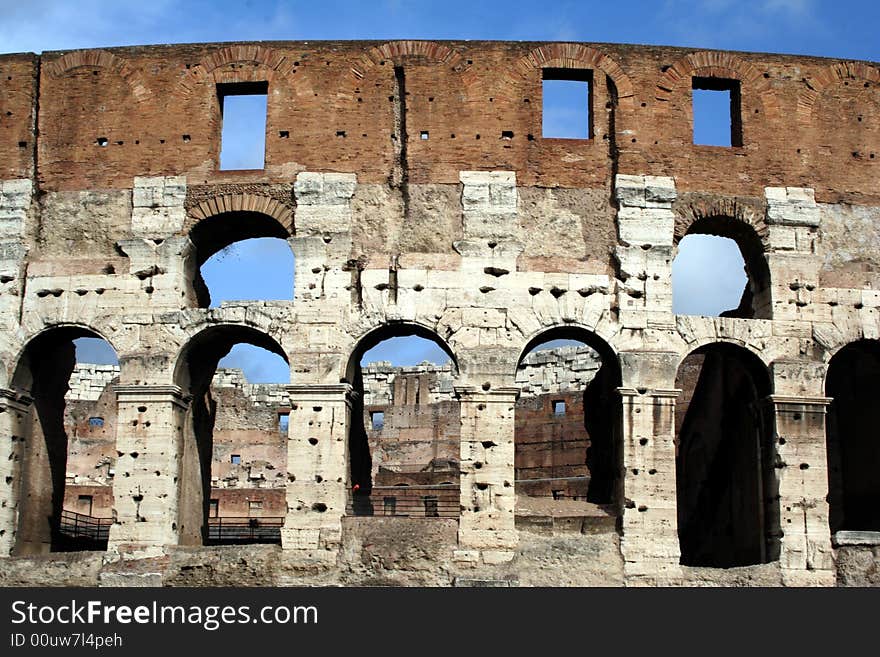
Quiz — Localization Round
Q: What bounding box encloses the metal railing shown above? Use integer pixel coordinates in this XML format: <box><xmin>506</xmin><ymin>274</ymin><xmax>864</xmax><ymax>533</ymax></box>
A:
<box><xmin>347</xmin><ymin>485</ymin><xmax>460</xmax><ymax>518</ymax></box>
<box><xmin>206</xmin><ymin>516</ymin><xmax>284</xmax><ymax>545</ymax></box>
<box><xmin>56</xmin><ymin>509</ymin><xmax>113</xmax><ymax>550</ymax></box>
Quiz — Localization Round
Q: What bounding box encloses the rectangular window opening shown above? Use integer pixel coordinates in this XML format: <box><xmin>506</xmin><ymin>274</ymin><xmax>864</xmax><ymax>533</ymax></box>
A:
<box><xmin>371</xmin><ymin>411</ymin><xmax>385</xmax><ymax>431</ymax></box>
<box><xmin>248</xmin><ymin>500</ymin><xmax>263</xmax><ymax>517</ymax></box>
<box><xmin>542</xmin><ymin>68</ymin><xmax>592</xmax><ymax>140</ymax></box>
<box><xmin>278</xmin><ymin>412</ymin><xmax>290</xmax><ymax>434</ymax></box>
<box><xmin>692</xmin><ymin>77</ymin><xmax>742</xmax><ymax>147</ymax></box>
<box><xmin>217</xmin><ymin>81</ymin><xmax>268</xmax><ymax>170</ymax></box>
<box><xmin>553</xmin><ymin>400</ymin><xmax>566</xmax><ymax>416</ymax></box>
<box><xmin>77</xmin><ymin>495</ymin><xmax>94</xmax><ymax>516</ymax></box>
<box><xmin>209</xmin><ymin>499</ymin><xmax>219</xmax><ymax>518</ymax></box>
<box><xmin>383</xmin><ymin>496</ymin><xmax>397</xmax><ymax>516</ymax></box>
<box><xmin>423</xmin><ymin>496</ymin><xmax>439</xmax><ymax>518</ymax></box>
<box><xmin>231</xmin><ymin>454</ymin><xmax>241</xmax><ymax>465</ymax></box>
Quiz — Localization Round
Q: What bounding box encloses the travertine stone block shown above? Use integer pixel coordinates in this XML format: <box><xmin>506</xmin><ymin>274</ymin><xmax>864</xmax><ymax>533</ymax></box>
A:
<box><xmin>131</xmin><ymin>176</ymin><xmax>187</xmax><ymax>237</ymax></box>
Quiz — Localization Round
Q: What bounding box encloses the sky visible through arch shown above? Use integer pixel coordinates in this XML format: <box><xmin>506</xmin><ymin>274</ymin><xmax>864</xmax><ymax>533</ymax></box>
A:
<box><xmin>14</xmin><ymin>1</ymin><xmax>873</xmax><ymax>379</ymax></box>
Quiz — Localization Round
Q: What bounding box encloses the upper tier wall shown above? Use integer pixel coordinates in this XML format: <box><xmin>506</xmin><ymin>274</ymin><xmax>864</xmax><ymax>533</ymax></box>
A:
<box><xmin>1</xmin><ymin>41</ymin><xmax>878</xmax><ymax>203</ymax></box>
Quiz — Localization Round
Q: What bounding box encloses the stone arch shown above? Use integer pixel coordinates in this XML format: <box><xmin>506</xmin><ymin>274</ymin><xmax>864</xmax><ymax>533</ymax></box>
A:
<box><xmin>177</xmin><ymin>44</ymin><xmax>304</xmax><ymax>99</ymax></box>
<box><xmin>797</xmin><ymin>61</ymin><xmax>880</xmax><ymax>125</ymax></box>
<box><xmin>46</xmin><ymin>49</ymin><xmax>152</xmax><ymax>102</ymax></box>
<box><xmin>10</xmin><ymin>324</ymin><xmax>119</xmax><ymax>555</ymax></box>
<box><xmin>350</xmin><ymin>40</ymin><xmax>471</xmax><ymax>82</ymax></box>
<box><xmin>516</xmin><ymin>324</ymin><xmax>619</xmax><ymax>376</ymax></box>
<box><xmin>173</xmin><ymin>322</ymin><xmax>289</xmax><ymax>391</ymax></box>
<box><xmin>516</xmin><ymin>325</ymin><xmax>622</xmax><ymax>507</ymax></box>
<box><xmin>674</xmin><ymin>334</ymin><xmax>773</xmax><ymax>372</ymax></box>
<box><xmin>674</xmin><ymin>341</ymin><xmax>778</xmax><ymax>567</ymax></box>
<box><xmin>673</xmin><ymin>196</ymin><xmax>767</xmax><ymax>245</ymax></box>
<box><xmin>343</xmin><ymin>321</ymin><xmax>459</xmax><ymax>383</ymax></box>
<box><xmin>12</xmin><ymin>322</ymin><xmax>121</xmax><ymax>389</ymax></box>
<box><xmin>343</xmin><ymin>321</ymin><xmax>460</xmax><ymax>515</ymax></box>
<box><xmin>184</xmin><ymin>205</ymin><xmax>295</xmax><ymax>308</ymax></box>
<box><xmin>186</xmin><ymin>193</ymin><xmax>295</xmax><ymax>237</ymax></box>
<box><xmin>655</xmin><ymin>50</ymin><xmax>773</xmax><ymax>112</ymax></box>
<box><xmin>673</xmin><ymin>201</ymin><xmax>771</xmax><ymax>319</ymax></box>
<box><xmin>173</xmin><ymin>323</ymin><xmax>290</xmax><ymax>545</ymax></box>
<box><xmin>509</xmin><ymin>43</ymin><xmax>634</xmax><ymax>110</ymax></box>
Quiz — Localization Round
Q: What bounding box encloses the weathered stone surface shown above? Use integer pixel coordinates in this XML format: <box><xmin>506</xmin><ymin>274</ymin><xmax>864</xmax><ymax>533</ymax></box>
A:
<box><xmin>0</xmin><ymin>39</ymin><xmax>878</xmax><ymax>587</ymax></box>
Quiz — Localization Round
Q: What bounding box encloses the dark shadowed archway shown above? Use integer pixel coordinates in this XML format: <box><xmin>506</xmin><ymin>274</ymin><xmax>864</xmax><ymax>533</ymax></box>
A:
<box><xmin>515</xmin><ymin>327</ymin><xmax>622</xmax><ymax>513</ymax></box>
<box><xmin>675</xmin><ymin>342</ymin><xmax>777</xmax><ymax>567</ymax></box>
<box><xmin>11</xmin><ymin>326</ymin><xmax>118</xmax><ymax>554</ymax></box>
<box><xmin>174</xmin><ymin>325</ymin><xmax>289</xmax><ymax>545</ymax></box>
<box><xmin>825</xmin><ymin>339</ymin><xmax>880</xmax><ymax>533</ymax></box>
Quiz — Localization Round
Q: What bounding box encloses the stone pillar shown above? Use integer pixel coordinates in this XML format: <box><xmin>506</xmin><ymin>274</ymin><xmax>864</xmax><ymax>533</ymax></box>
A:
<box><xmin>282</xmin><ymin>384</ymin><xmax>350</xmax><ymax>561</ymax></box>
<box><xmin>763</xmin><ymin>186</ymin><xmax>824</xmax><ymax>322</ymax></box>
<box><xmin>0</xmin><ymin>389</ymin><xmax>31</xmax><ymax>556</ymax></box>
<box><xmin>619</xmin><ymin>387</ymin><xmax>682</xmax><ymax>582</ymax></box>
<box><xmin>108</xmin><ymin>385</ymin><xmax>190</xmax><ymax>558</ymax></box>
<box><xmin>614</xmin><ymin>174</ymin><xmax>676</xmax><ymax>330</ymax></box>
<box><xmin>0</xmin><ymin>179</ymin><xmax>31</xmax><ymax>329</ymax></box>
<box><xmin>770</xmin><ymin>394</ymin><xmax>835</xmax><ymax>586</ymax></box>
<box><xmin>455</xmin><ymin>386</ymin><xmax>518</xmax><ymax>566</ymax></box>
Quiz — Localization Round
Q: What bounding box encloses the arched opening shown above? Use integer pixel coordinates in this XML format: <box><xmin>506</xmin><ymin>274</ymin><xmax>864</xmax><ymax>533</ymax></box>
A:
<box><xmin>514</xmin><ymin>327</ymin><xmax>622</xmax><ymax>532</ymax></box>
<box><xmin>174</xmin><ymin>325</ymin><xmax>289</xmax><ymax>545</ymax></box>
<box><xmin>673</xmin><ymin>216</ymin><xmax>770</xmax><ymax>318</ymax></box>
<box><xmin>826</xmin><ymin>340</ymin><xmax>880</xmax><ymax>534</ymax></box>
<box><xmin>675</xmin><ymin>342</ymin><xmax>777</xmax><ymax>567</ymax></box>
<box><xmin>344</xmin><ymin>325</ymin><xmax>459</xmax><ymax>518</ymax></box>
<box><xmin>11</xmin><ymin>328</ymin><xmax>118</xmax><ymax>554</ymax></box>
<box><xmin>189</xmin><ymin>211</ymin><xmax>293</xmax><ymax>308</ymax></box>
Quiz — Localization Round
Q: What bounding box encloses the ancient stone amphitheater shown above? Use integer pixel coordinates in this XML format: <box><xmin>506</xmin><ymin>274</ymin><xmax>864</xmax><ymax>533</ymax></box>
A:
<box><xmin>0</xmin><ymin>40</ymin><xmax>878</xmax><ymax>586</ymax></box>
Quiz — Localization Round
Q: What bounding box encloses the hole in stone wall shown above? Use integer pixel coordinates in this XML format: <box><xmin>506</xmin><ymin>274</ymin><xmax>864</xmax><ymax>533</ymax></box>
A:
<box><xmin>199</xmin><ymin>236</ymin><xmax>294</xmax><ymax>308</ymax></box>
<box><xmin>11</xmin><ymin>329</ymin><xmax>119</xmax><ymax>555</ymax></box>
<box><xmin>673</xmin><ymin>235</ymin><xmax>747</xmax><ymax>316</ymax></box>
<box><xmin>278</xmin><ymin>412</ymin><xmax>289</xmax><ymax>434</ymax></box>
<box><xmin>672</xmin><ymin>217</ymin><xmax>770</xmax><ymax>319</ymax></box>
<box><xmin>217</xmin><ymin>81</ymin><xmax>268</xmax><ymax>170</ymax></box>
<box><xmin>345</xmin><ymin>327</ymin><xmax>459</xmax><ymax>519</ymax></box>
<box><xmin>692</xmin><ymin>77</ymin><xmax>742</xmax><ymax>147</ymax></box>
<box><xmin>542</xmin><ymin>68</ymin><xmax>592</xmax><ymax>140</ymax></box>
<box><xmin>175</xmin><ymin>325</ymin><xmax>289</xmax><ymax>547</ymax></box>
<box><xmin>826</xmin><ymin>340</ymin><xmax>880</xmax><ymax>533</ymax></box>
<box><xmin>514</xmin><ymin>329</ymin><xmax>622</xmax><ymax>522</ymax></box>
<box><xmin>674</xmin><ymin>342</ymin><xmax>777</xmax><ymax>567</ymax></box>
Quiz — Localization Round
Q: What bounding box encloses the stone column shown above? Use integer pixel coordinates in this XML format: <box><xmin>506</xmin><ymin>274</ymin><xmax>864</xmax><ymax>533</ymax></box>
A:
<box><xmin>770</xmin><ymin>394</ymin><xmax>835</xmax><ymax>586</ymax></box>
<box><xmin>619</xmin><ymin>386</ymin><xmax>683</xmax><ymax>582</ymax></box>
<box><xmin>455</xmin><ymin>386</ymin><xmax>518</xmax><ymax>566</ymax></box>
<box><xmin>282</xmin><ymin>384</ymin><xmax>350</xmax><ymax>561</ymax></box>
<box><xmin>0</xmin><ymin>389</ymin><xmax>31</xmax><ymax>555</ymax></box>
<box><xmin>108</xmin><ymin>385</ymin><xmax>190</xmax><ymax>558</ymax></box>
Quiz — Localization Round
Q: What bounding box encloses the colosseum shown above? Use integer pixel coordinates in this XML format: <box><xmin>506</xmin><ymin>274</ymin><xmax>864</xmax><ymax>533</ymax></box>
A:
<box><xmin>0</xmin><ymin>39</ymin><xmax>878</xmax><ymax>587</ymax></box>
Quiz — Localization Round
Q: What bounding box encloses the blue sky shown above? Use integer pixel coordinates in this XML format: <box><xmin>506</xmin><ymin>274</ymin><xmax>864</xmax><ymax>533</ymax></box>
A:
<box><xmin>8</xmin><ymin>1</ymin><xmax>874</xmax><ymax>381</ymax></box>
